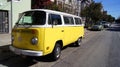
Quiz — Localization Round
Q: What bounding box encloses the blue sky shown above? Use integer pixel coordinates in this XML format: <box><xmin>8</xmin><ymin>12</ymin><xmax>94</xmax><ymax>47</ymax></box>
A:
<box><xmin>94</xmin><ymin>0</ymin><xmax>120</xmax><ymax>19</ymax></box>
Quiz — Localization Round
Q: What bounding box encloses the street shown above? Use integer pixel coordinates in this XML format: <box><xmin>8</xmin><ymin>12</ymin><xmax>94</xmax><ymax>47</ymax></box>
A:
<box><xmin>0</xmin><ymin>23</ymin><xmax>120</xmax><ymax>67</ymax></box>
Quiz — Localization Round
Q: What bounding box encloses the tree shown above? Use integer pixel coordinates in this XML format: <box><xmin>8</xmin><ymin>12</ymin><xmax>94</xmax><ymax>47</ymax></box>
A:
<box><xmin>81</xmin><ymin>2</ymin><xmax>103</xmax><ymax>27</ymax></box>
<box><xmin>102</xmin><ymin>11</ymin><xmax>115</xmax><ymax>23</ymax></box>
<box><xmin>116</xmin><ymin>16</ymin><xmax>120</xmax><ymax>23</ymax></box>
<box><xmin>106</xmin><ymin>15</ymin><xmax>115</xmax><ymax>23</ymax></box>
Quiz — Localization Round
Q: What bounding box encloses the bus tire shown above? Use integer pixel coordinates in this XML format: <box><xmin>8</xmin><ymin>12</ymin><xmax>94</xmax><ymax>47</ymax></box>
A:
<box><xmin>51</xmin><ymin>43</ymin><xmax>61</xmax><ymax>61</ymax></box>
<box><xmin>75</xmin><ymin>37</ymin><xmax>82</xmax><ymax>47</ymax></box>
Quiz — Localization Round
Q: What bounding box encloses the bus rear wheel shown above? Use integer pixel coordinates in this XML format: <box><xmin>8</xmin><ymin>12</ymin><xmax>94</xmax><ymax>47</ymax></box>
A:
<box><xmin>75</xmin><ymin>37</ymin><xmax>82</xmax><ymax>47</ymax></box>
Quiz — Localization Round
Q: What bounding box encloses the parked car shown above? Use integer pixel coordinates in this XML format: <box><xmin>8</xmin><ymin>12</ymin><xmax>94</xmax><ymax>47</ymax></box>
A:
<box><xmin>103</xmin><ymin>22</ymin><xmax>111</xmax><ymax>28</ymax></box>
<box><xmin>91</xmin><ymin>23</ymin><xmax>104</xmax><ymax>31</ymax></box>
<box><xmin>100</xmin><ymin>21</ymin><xmax>110</xmax><ymax>28</ymax></box>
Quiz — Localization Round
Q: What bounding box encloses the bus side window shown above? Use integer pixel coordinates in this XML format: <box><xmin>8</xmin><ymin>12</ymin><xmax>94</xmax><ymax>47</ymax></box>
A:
<box><xmin>48</xmin><ymin>14</ymin><xmax>62</xmax><ymax>25</ymax></box>
<box><xmin>75</xmin><ymin>18</ymin><xmax>82</xmax><ymax>24</ymax></box>
<box><xmin>63</xmin><ymin>16</ymin><xmax>74</xmax><ymax>25</ymax></box>
<box><xmin>53</xmin><ymin>20</ymin><xmax>58</xmax><ymax>25</ymax></box>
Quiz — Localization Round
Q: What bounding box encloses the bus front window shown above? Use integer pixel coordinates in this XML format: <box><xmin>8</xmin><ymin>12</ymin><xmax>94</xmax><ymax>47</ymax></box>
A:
<box><xmin>18</xmin><ymin>11</ymin><xmax>46</xmax><ymax>25</ymax></box>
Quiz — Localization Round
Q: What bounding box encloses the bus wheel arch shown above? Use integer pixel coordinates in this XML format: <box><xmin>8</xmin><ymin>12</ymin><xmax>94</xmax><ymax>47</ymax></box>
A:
<box><xmin>51</xmin><ymin>40</ymin><xmax>63</xmax><ymax>61</ymax></box>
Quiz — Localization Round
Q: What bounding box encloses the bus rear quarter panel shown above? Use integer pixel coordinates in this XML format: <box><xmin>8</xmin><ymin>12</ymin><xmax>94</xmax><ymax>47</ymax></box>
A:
<box><xmin>63</xmin><ymin>25</ymin><xmax>84</xmax><ymax>46</ymax></box>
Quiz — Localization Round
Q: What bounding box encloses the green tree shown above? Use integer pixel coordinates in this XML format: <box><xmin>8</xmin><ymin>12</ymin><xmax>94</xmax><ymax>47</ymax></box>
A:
<box><xmin>106</xmin><ymin>15</ymin><xmax>115</xmax><ymax>23</ymax></box>
<box><xmin>115</xmin><ymin>17</ymin><xmax>120</xmax><ymax>23</ymax></box>
<box><xmin>81</xmin><ymin>2</ymin><xmax>103</xmax><ymax>27</ymax></box>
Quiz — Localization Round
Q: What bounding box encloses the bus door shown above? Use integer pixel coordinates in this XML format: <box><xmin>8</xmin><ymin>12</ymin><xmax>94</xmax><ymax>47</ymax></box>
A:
<box><xmin>44</xmin><ymin>14</ymin><xmax>64</xmax><ymax>53</ymax></box>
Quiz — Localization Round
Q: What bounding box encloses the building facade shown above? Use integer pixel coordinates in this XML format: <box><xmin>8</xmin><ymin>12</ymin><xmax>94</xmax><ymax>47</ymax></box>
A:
<box><xmin>31</xmin><ymin>0</ymin><xmax>81</xmax><ymax>16</ymax></box>
<box><xmin>55</xmin><ymin>0</ymin><xmax>93</xmax><ymax>16</ymax></box>
<box><xmin>81</xmin><ymin>0</ymin><xmax>93</xmax><ymax>10</ymax></box>
<box><xmin>0</xmin><ymin>0</ymin><xmax>31</xmax><ymax>33</ymax></box>
<box><xmin>31</xmin><ymin>0</ymin><xmax>93</xmax><ymax>16</ymax></box>
<box><xmin>0</xmin><ymin>0</ymin><xmax>93</xmax><ymax>34</ymax></box>
<box><xmin>55</xmin><ymin>0</ymin><xmax>79</xmax><ymax>15</ymax></box>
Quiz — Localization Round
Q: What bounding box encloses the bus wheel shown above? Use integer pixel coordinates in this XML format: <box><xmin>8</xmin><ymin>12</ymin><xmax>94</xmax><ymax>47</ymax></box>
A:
<box><xmin>51</xmin><ymin>43</ymin><xmax>61</xmax><ymax>61</ymax></box>
<box><xmin>75</xmin><ymin>38</ymin><xmax>82</xmax><ymax>47</ymax></box>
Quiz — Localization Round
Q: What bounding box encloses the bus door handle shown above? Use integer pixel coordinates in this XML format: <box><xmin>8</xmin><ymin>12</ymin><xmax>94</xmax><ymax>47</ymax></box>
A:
<box><xmin>61</xmin><ymin>30</ymin><xmax>64</xmax><ymax>32</ymax></box>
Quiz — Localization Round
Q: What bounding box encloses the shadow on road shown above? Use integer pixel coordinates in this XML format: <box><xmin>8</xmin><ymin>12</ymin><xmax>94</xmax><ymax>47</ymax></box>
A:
<box><xmin>0</xmin><ymin>45</ymin><xmax>37</xmax><ymax>67</ymax></box>
<box><xmin>0</xmin><ymin>43</ymin><xmax>78</xmax><ymax>67</ymax></box>
<box><xmin>0</xmin><ymin>44</ymin><xmax>75</xmax><ymax>67</ymax></box>
<box><xmin>31</xmin><ymin>44</ymin><xmax>77</xmax><ymax>62</ymax></box>
<box><xmin>0</xmin><ymin>45</ymin><xmax>14</xmax><ymax>61</ymax></box>
<box><xmin>106</xmin><ymin>23</ymin><xmax>120</xmax><ymax>32</ymax></box>
<box><xmin>107</xmin><ymin>26</ymin><xmax>120</xmax><ymax>32</ymax></box>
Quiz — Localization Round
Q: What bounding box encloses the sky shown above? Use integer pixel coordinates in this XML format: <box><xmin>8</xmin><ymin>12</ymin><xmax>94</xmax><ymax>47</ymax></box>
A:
<box><xmin>94</xmin><ymin>0</ymin><xmax>120</xmax><ymax>19</ymax></box>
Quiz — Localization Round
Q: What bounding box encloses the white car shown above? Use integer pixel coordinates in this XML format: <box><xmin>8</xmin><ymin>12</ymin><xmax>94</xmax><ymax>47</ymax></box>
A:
<box><xmin>91</xmin><ymin>24</ymin><xmax>104</xmax><ymax>31</ymax></box>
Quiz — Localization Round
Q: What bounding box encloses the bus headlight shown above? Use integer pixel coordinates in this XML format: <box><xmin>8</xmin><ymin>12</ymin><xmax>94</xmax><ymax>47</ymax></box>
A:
<box><xmin>31</xmin><ymin>37</ymin><xmax>38</xmax><ymax>45</ymax></box>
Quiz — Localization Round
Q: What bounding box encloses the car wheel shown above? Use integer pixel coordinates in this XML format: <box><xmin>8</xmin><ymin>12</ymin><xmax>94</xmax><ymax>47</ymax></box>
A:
<box><xmin>51</xmin><ymin>43</ymin><xmax>61</xmax><ymax>61</ymax></box>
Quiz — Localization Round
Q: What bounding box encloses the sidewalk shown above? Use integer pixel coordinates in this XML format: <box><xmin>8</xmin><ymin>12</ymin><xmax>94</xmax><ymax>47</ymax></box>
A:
<box><xmin>0</xmin><ymin>34</ymin><xmax>14</xmax><ymax>62</ymax></box>
<box><xmin>0</xmin><ymin>34</ymin><xmax>11</xmax><ymax>46</ymax></box>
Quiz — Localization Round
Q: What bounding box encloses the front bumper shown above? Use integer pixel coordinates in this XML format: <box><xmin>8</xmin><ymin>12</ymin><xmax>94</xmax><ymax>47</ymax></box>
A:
<box><xmin>9</xmin><ymin>46</ymin><xmax>43</xmax><ymax>56</ymax></box>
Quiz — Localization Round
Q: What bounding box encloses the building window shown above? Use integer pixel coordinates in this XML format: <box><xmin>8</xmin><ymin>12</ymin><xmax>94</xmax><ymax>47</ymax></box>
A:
<box><xmin>7</xmin><ymin>0</ymin><xmax>20</xmax><ymax>2</ymax></box>
<box><xmin>7</xmin><ymin>0</ymin><xmax>10</xmax><ymax>2</ymax></box>
<box><xmin>13</xmin><ymin>0</ymin><xmax>20</xmax><ymax>2</ymax></box>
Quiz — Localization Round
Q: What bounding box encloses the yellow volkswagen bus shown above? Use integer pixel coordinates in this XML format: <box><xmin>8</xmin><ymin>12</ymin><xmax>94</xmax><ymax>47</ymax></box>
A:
<box><xmin>10</xmin><ymin>9</ymin><xmax>84</xmax><ymax>60</ymax></box>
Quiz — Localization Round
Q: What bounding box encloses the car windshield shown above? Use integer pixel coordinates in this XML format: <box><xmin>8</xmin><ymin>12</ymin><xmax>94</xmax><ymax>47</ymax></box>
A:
<box><xmin>17</xmin><ymin>11</ymin><xmax>46</xmax><ymax>25</ymax></box>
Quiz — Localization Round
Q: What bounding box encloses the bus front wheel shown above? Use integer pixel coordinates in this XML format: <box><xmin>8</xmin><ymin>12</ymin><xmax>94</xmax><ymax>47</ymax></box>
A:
<box><xmin>51</xmin><ymin>43</ymin><xmax>61</xmax><ymax>61</ymax></box>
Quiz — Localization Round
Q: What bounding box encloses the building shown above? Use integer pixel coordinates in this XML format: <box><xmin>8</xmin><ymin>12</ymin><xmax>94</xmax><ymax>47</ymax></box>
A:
<box><xmin>31</xmin><ymin>0</ymin><xmax>93</xmax><ymax>16</ymax></box>
<box><xmin>0</xmin><ymin>0</ymin><xmax>93</xmax><ymax>34</ymax></box>
<box><xmin>55</xmin><ymin>0</ymin><xmax>79</xmax><ymax>15</ymax></box>
<box><xmin>0</xmin><ymin>0</ymin><xmax>31</xmax><ymax>34</ymax></box>
<box><xmin>54</xmin><ymin>0</ymin><xmax>93</xmax><ymax>16</ymax></box>
<box><xmin>81</xmin><ymin>0</ymin><xmax>93</xmax><ymax>10</ymax></box>
<box><xmin>31</xmin><ymin>0</ymin><xmax>81</xmax><ymax>16</ymax></box>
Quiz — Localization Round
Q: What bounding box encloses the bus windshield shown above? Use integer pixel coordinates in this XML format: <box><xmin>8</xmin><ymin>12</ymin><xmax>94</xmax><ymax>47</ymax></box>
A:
<box><xmin>17</xmin><ymin>11</ymin><xmax>46</xmax><ymax>25</ymax></box>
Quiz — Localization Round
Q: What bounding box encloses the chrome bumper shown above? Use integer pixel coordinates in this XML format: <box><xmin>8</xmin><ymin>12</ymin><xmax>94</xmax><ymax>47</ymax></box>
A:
<box><xmin>9</xmin><ymin>46</ymin><xmax>43</xmax><ymax>56</ymax></box>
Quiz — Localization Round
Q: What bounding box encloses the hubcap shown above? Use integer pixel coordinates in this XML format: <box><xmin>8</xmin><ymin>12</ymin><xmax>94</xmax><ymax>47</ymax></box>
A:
<box><xmin>56</xmin><ymin>47</ymin><xmax>61</xmax><ymax>58</ymax></box>
<box><xmin>78</xmin><ymin>38</ymin><xmax>81</xmax><ymax>46</ymax></box>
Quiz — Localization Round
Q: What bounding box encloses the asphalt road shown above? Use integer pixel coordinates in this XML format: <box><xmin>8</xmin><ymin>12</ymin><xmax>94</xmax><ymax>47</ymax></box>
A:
<box><xmin>0</xmin><ymin>23</ymin><xmax>120</xmax><ymax>67</ymax></box>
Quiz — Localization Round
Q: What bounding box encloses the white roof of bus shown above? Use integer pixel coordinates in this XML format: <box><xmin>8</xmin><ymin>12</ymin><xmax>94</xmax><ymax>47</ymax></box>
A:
<box><xmin>25</xmin><ymin>9</ymin><xmax>81</xmax><ymax>18</ymax></box>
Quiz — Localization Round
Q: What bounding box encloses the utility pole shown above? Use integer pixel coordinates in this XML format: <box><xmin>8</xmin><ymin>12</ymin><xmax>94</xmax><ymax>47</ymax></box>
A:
<box><xmin>77</xmin><ymin>0</ymin><xmax>81</xmax><ymax>16</ymax></box>
<box><xmin>62</xmin><ymin>0</ymin><xmax>65</xmax><ymax>11</ymax></box>
<box><xmin>10</xmin><ymin>0</ymin><xmax>13</xmax><ymax>30</ymax></box>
